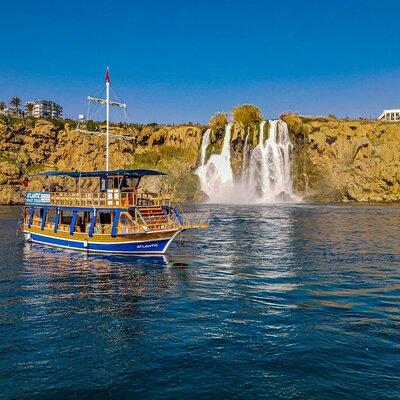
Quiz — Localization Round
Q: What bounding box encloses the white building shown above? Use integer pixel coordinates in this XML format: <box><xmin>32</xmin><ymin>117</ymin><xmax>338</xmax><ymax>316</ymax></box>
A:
<box><xmin>378</xmin><ymin>109</ymin><xmax>400</xmax><ymax>122</ymax></box>
<box><xmin>25</xmin><ymin>100</ymin><xmax>63</xmax><ymax>119</ymax></box>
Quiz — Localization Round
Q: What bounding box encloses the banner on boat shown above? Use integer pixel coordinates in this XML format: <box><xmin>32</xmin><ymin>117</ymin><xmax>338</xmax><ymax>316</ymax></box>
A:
<box><xmin>26</xmin><ymin>192</ymin><xmax>51</xmax><ymax>204</ymax></box>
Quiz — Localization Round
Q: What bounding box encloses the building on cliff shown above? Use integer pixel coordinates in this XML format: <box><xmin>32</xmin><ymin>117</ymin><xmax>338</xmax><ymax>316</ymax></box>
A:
<box><xmin>25</xmin><ymin>100</ymin><xmax>63</xmax><ymax>119</ymax></box>
<box><xmin>378</xmin><ymin>109</ymin><xmax>400</xmax><ymax>122</ymax></box>
<box><xmin>0</xmin><ymin>107</ymin><xmax>23</xmax><ymax>117</ymax></box>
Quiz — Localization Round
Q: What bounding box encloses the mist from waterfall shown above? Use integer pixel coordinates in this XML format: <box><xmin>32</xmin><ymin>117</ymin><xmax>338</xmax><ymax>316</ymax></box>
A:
<box><xmin>196</xmin><ymin>123</ymin><xmax>234</xmax><ymax>202</ymax></box>
<box><xmin>196</xmin><ymin>120</ymin><xmax>299</xmax><ymax>203</ymax></box>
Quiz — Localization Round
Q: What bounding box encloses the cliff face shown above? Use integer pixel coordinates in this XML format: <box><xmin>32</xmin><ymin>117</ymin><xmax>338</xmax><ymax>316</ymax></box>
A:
<box><xmin>0</xmin><ymin>117</ymin><xmax>204</xmax><ymax>204</ymax></box>
<box><xmin>0</xmin><ymin>115</ymin><xmax>399</xmax><ymax>204</ymax></box>
<box><xmin>285</xmin><ymin>116</ymin><xmax>400</xmax><ymax>202</ymax></box>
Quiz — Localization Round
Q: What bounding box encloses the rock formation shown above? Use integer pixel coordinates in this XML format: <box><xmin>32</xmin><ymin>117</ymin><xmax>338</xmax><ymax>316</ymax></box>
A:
<box><xmin>0</xmin><ymin>116</ymin><xmax>204</xmax><ymax>204</ymax></box>
<box><xmin>285</xmin><ymin>116</ymin><xmax>400</xmax><ymax>202</ymax></box>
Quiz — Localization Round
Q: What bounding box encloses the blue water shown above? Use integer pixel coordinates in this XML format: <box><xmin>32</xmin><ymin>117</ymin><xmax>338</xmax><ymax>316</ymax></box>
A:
<box><xmin>1</xmin><ymin>204</ymin><xmax>400</xmax><ymax>399</ymax></box>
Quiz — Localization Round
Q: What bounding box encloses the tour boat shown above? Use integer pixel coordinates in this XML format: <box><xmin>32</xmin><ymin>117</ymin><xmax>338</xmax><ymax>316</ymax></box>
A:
<box><xmin>22</xmin><ymin>68</ymin><xmax>209</xmax><ymax>254</ymax></box>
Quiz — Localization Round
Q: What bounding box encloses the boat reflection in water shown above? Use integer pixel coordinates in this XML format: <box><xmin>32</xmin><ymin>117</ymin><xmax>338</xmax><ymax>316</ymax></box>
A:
<box><xmin>23</xmin><ymin>240</ymin><xmax>170</xmax><ymax>268</ymax></box>
<box><xmin>21</xmin><ymin>241</ymin><xmax>194</xmax><ymax>320</ymax></box>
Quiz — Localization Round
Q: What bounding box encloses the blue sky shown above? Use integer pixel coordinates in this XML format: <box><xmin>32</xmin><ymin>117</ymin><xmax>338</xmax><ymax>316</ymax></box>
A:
<box><xmin>1</xmin><ymin>0</ymin><xmax>399</xmax><ymax>123</ymax></box>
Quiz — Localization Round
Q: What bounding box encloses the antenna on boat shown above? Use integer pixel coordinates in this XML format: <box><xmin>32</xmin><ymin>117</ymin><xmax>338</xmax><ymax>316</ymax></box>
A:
<box><xmin>79</xmin><ymin>67</ymin><xmax>129</xmax><ymax>171</ymax></box>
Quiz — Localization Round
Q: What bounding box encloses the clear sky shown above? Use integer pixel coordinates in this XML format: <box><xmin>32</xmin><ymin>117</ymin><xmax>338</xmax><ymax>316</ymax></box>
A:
<box><xmin>1</xmin><ymin>0</ymin><xmax>399</xmax><ymax>123</ymax></box>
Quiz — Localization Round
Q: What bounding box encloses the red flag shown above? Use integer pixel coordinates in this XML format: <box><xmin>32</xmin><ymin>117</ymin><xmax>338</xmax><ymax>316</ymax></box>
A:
<box><xmin>105</xmin><ymin>67</ymin><xmax>110</xmax><ymax>83</ymax></box>
<box><xmin>21</xmin><ymin>178</ymin><xmax>29</xmax><ymax>188</ymax></box>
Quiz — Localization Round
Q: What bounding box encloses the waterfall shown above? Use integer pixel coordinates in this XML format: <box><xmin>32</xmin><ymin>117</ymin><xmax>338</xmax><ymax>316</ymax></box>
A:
<box><xmin>199</xmin><ymin>128</ymin><xmax>211</xmax><ymax>165</ymax></box>
<box><xmin>259</xmin><ymin>120</ymin><xmax>266</xmax><ymax>144</ymax></box>
<box><xmin>246</xmin><ymin>119</ymin><xmax>296</xmax><ymax>202</ymax></box>
<box><xmin>196</xmin><ymin>123</ymin><xmax>234</xmax><ymax>202</ymax></box>
<box><xmin>196</xmin><ymin>119</ymin><xmax>299</xmax><ymax>203</ymax></box>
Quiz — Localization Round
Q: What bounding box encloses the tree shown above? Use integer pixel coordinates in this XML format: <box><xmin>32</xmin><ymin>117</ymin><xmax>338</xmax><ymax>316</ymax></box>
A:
<box><xmin>25</xmin><ymin>103</ymin><xmax>34</xmax><ymax>115</ymax></box>
<box><xmin>0</xmin><ymin>101</ymin><xmax>5</xmax><ymax>111</ymax></box>
<box><xmin>10</xmin><ymin>97</ymin><xmax>22</xmax><ymax>111</ymax></box>
<box><xmin>209</xmin><ymin>112</ymin><xmax>228</xmax><ymax>133</ymax></box>
<box><xmin>232</xmin><ymin>104</ymin><xmax>263</xmax><ymax>127</ymax></box>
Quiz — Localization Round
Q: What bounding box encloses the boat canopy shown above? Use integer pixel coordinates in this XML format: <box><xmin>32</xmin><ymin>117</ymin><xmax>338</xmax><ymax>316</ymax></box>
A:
<box><xmin>37</xmin><ymin>169</ymin><xmax>166</xmax><ymax>179</ymax></box>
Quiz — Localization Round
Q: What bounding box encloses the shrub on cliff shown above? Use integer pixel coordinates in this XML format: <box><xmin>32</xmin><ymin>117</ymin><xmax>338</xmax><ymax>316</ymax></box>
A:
<box><xmin>232</xmin><ymin>104</ymin><xmax>263</xmax><ymax>127</ymax></box>
<box><xmin>209</xmin><ymin>112</ymin><xmax>228</xmax><ymax>133</ymax></box>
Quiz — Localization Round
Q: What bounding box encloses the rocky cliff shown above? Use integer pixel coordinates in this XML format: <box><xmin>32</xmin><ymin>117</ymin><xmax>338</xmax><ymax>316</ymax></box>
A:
<box><xmin>285</xmin><ymin>116</ymin><xmax>400</xmax><ymax>202</ymax></box>
<box><xmin>0</xmin><ymin>116</ymin><xmax>204</xmax><ymax>204</ymax></box>
<box><xmin>0</xmin><ymin>115</ymin><xmax>399</xmax><ymax>204</ymax></box>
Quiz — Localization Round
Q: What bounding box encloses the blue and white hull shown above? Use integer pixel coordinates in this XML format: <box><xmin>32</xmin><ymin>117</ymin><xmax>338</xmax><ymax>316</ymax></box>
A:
<box><xmin>24</xmin><ymin>230</ymin><xmax>180</xmax><ymax>255</ymax></box>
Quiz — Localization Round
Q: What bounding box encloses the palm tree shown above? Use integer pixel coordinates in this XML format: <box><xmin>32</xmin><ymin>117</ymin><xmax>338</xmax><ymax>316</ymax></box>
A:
<box><xmin>25</xmin><ymin>102</ymin><xmax>34</xmax><ymax>116</ymax></box>
<box><xmin>10</xmin><ymin>97</ymin><xmax>22</xmax><ymax>112</ymax></box>
<box><xmin>0</xmin><ymin>101</ymin><xmax>5</xmax><ymax>111</ymax></box>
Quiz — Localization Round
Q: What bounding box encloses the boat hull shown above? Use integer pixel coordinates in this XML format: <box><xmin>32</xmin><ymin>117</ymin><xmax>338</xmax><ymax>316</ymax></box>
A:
<box><xmin>23</xmin><ymin>229</ymin><xmax>180</xmax><ymax>254</ymax></box>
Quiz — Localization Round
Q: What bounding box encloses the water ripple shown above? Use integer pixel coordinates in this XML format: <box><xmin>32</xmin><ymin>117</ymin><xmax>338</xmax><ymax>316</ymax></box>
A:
<box><xmin>0</xmin><ymin>204</ymin><xmax>400</xmax><ymax>399</ymax></box>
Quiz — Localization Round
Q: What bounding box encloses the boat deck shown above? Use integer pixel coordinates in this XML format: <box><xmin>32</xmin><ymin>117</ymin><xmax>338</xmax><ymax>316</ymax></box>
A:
<box><xmin>47</xmin><ymin>190</ymin><xmax>169</xmax><ymax>208</ymax></box>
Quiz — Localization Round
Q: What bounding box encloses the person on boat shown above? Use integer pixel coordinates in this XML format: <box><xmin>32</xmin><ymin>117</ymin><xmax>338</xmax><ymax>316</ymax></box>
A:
<box><xmin>76</xmin><ymin>216</ymin><xmax>85</xmax><ymax>233</ymax></box>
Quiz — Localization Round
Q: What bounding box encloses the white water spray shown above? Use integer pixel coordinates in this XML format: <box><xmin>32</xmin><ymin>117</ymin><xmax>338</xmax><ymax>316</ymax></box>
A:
<box><xmin>196</xmin><ymin>123</ymin><xmax>234</xmax><ymax>202</ymax></box>
<box><xmin>245</xmin><ymin>120</ymin><xmax>296</xmax><ymax>201</ymax></box>
<box><xmin>197</xmin><ymin>120</ymin><xmax>299</xmax><ymax>203</ymax></box>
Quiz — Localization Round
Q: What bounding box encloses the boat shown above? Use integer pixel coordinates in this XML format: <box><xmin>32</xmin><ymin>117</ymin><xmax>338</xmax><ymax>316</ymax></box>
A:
<box><xmin>22</xmin><ymin>68</ymin><xmax>209</xmax><ymax>254</ymax></box>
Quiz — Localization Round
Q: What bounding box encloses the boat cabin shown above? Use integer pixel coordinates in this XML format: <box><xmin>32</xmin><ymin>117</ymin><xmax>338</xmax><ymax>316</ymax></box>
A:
<box><xmin>24</xmin><ymin>169</ymin><xmax>184</xmax><ymax>238</ymax></box>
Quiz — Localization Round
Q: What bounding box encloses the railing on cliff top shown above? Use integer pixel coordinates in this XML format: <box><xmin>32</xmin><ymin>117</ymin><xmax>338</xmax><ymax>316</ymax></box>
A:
<box><xmin>25</xmin><ymin>191</ymin><xmax>171</xmax><ymax>208</ymax></box>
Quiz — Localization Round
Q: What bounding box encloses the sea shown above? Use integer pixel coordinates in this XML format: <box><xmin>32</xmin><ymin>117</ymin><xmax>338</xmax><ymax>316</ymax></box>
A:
<box><xmin>1</xmin><ymin>204</ymin><xmax>399</xmax><ymax>399</ymax></box>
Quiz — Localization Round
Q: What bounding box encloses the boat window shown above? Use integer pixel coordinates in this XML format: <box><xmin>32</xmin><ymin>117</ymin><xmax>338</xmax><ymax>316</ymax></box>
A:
<box><xmin>60</xmin><ymin>210</ymin><xmax>73</xmax><ymax>225</ymax></box>
<box><xmin>105</xmin><ymin>177</ymin><xmax>119</xmax><ymax>190</ymax></box>
<box><xmin>100</xmin><ymin>177</ymin><xmax>107</xmax><ymax>192</ymax></box>
<box><xmin>46</xmin><ymin>209</ymin><xmax>57</xmax><ymax>223</ymax></box>
<box><xmin>30</xmin><ymin>208</ymin><xmax>43</xmax><ymax>226</ymax></box>
<box><xmin>99</xmin><ymin>212</ymin><xmax>112</xmax><ymax>225</ymax></box>
<box><xmin>118</xmin><ymin>212</ymin><xmax>138</xmax><ymax>234</ymax></box>
<box><xmin>75</xmin><ymin>211</ymin><xmax>87</xmax><ymax>233</ymax></box>
<box><xmin>113</xmin><ymin>177</ymin><xmax>119</xmax><ymax>189</ymax></box>
<box><xmin>121</xmin><ymin>177</ymin><xmax>140</xmax><ymax>190</ymax></box>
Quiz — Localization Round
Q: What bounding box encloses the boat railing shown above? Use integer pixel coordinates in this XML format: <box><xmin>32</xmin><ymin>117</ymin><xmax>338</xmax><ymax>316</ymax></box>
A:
<box><xmin>23</xmin><ymin>215</ymin><xmax>114</xmax><ymax>234</ymax></box>
<box><xmin>180</xmin><ymin>211</ymin><xmax>211</xmax><ymax>229</ymax></box>
<box><xmin>30</xmin><ymin>191</ymin><xmax>172</xmax><ymax>208</ymax></box>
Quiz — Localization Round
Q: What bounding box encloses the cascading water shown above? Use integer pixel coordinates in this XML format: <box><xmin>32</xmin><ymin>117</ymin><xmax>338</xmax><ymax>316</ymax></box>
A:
<box><xmin>196</xmin><ymin>119</ymin><xmax>299</xmax><ymax>203</ymax></box>
<box><xmin>245</xmin><ymin>119</ymin><xmax>296</xmax><ymax>202</ymax></box>
<box><xmin>196</xmin><ymin>123</ymin><xmax>234</xmax><ymax>202</ymax></box>
<box><xmin>199</xmin><ymin>128</ymin><xmax>211</xmax><ymax>165</ymax></box>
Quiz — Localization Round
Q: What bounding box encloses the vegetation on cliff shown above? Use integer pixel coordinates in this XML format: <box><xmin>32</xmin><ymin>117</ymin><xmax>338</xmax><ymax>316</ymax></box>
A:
<box><xmin>209</xmin><ymin>113</ymin><xmax>228</xmax><ymax>134</ymax></box>
<box><xmin>232</xmin><ymin>104</ymin><xmax>263</xmax><ymax>127</ymax></box>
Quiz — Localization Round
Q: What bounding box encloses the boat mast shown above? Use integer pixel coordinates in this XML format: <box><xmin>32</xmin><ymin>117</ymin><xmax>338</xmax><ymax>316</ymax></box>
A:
<box><xmin>85</xmin><ymin>68</ymin><xmax>127</xmax><ymax>171</ymax></box>
<box><xmin>105</xmin><ymin>67</ymin><xmax>110</xmax><ymax>171</ymax></box>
